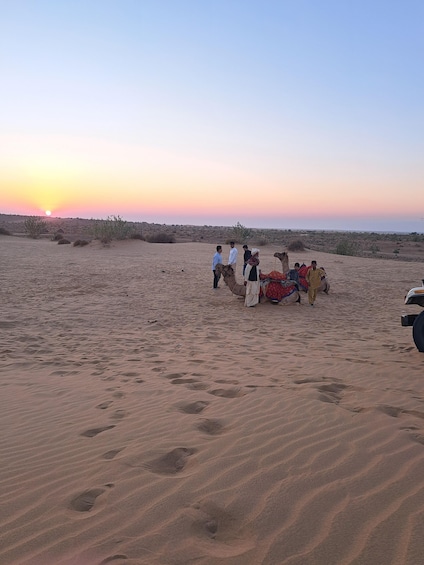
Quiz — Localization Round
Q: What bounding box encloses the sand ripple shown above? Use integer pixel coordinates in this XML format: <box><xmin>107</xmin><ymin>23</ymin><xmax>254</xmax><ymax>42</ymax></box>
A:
<box><xmin>1</xmin><ymin>237</ymin><xmax>424</xmax><ymax>564</ymax></box>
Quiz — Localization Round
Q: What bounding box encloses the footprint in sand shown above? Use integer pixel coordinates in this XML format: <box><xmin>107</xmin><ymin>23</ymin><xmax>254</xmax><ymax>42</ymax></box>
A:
<box><xmin>378</xmin><ymin>405</ymin><xmax>404</xmax><ymax>418</ymax></box>
<box><xmin>179</xmin><ymin>400</ymin><xmax>210</xmax><ymax>414</ymax></box>
<box><xmin>208</xmin><ymin>388</ymin><xmax>245</xmax><ymax>398</ymax></box>
<box><xmin>102</xmin><ymin>448</ymin><xmax>124</xmax><ymax>460</ymax></box>
<box><xmin>294</xmin><ymin>377</ymin><xmax>325</xmax><ymax>385</ymax></box>
<box><xmin>189</xmin><ymin>501</ymin><xmax>255</xmax><ymax>555</ymax></box>
<box><xmin>110</xmin><ymin>409</ymin><xmax>126</xmax><ymax>420</ymax></box>
<box><xmin>317</xmin><ymin>382</ymin><xmax>348</xmax><ymax>404</ymax></box>
<box><xmin>164</xmin><ymin>372</ymin><xmax>188</xmax><ymax>379</ymax></box>
<box><xmin>171</xmin><ymin>378</ymin><xmax>199</xmax><ymax>384</ymax></box>
<box><xmin>196</xmin><ymin>419</ymin><xmax>225</xmax><ymax>435</ymax></box>
<box><xmin>69</xmin><ymin>488</ymin><xmax>105</xmax><ymax>512</ymax></box>
<box><xmin>96</xmin><ymin>401</ymin><xmax>113</xmax><ymax>410</ymax></box>
<box><xmin>410</xmin><ymin>433</ymin><xmax>424</xmax><ymax>446</ymax></box>
<box><xmin>99</xmin><ymin>556</ymin><xmax>128</xmax><ymax>564</ymax></box>
<box><xmin>144</xmin><ymin>447</ymin><xmax>197</xmax><ymax>475</ymax></box>
<box><xmin>379</xmin><ymin>405</ymin><xmax>424</xmax><ymax>420</ymax></box>
<box><xmin>80</xmin><ymin>425</ymin><xmax>115</xmax><ymax>437</ymax></box>
<box><xmin>214</xmin><ymin>379</ymin><xmax>239</xmax><ymax>385</ymax></box>
<box><xmin>188</xmin><ymin>382</ymin><xmax>210</xmax><ymax>390</ymax></box>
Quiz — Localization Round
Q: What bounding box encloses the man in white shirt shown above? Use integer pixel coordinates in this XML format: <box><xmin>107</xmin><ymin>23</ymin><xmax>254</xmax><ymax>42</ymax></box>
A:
<box><xmin>228</xmin><ymin>241</ymin><xmax>238</xmax><ymax>273</ymax></box>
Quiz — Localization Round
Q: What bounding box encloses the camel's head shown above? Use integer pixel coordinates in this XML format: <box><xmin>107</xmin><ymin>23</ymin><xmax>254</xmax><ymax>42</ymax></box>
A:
<box><xmin>273</xmin><ymin>251</ymin><xmax>287</xmax><ymax>260</ymax></box>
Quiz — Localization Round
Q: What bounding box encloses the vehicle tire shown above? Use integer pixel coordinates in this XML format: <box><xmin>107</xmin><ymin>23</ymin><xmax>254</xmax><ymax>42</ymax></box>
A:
<box><xmin>412</xmin><ymin>311</ymin><xmax>424</xmax><ymax>352</ymax></box>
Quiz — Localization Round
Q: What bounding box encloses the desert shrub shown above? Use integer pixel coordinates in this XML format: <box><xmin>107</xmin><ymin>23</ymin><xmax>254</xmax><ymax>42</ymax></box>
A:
<box><xmin>73</xmin><ymin>239</ymin><xmax>89</xmax><ymax>247</ymax></box>
<box><xmin>58</xmin><ymin>238</ymin><xmax>71</xmax><ymax>245</ymax></box>
<box><xmin>254</xmin><ymin>233</ymin><xmax>270</xmax><ymax>246</ymax></box>
<box><xmin>91</xmin><ymin>215</ymin><xmax>134</xmax><ymax>243</ymax></box>
<box><xmin>287</xmin><ymin>239</ymin><xmax>305</xmax><ymax>252</ymax></box>
<box><xmin>232</xmin><ymin>221</ymin><xmax>252</xmax><ymax>243</ymax></box>
<box><xmin>335</xmin><ymin>240</ymin><xmax>358</xmax><ymax>256</ymax></box>
<box><xmin>0</xmin><ymin>227</ymin><xmax>11</xmax><ymax>235</ymax></box>
<box><xmin>130</xmin><ymin>232</ymin><xmax>145</xmax><ymax>240</ymax></box>
<box><xmin>52</xmin><ymin>233</ymin><xmax>64</xmax><ymax>241</ymax></box>
<box><xmin>369</xmin><ymin>244</ymin><xmax>380</xmax><ymax>254</ymax></box>
<box><xmin>146</xmin><ymin>232</ymin><xmax>176</xmax><ymax>243</ymax></box>
<box><xmin>24</xmin><ymin>216</ymin><xmax>48</xmax><ymax>239</ymax></box>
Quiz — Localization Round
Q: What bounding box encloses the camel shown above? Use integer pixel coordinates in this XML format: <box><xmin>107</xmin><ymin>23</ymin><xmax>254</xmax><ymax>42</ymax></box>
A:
<box><xmin>273</xmin><ymin>251</ymin><xmax>289</xmax><ymax>272</ymax></box>
<box><xmin>274</xmin><ymin>252</ymin><xmax>330</xmax><ymax>294</ymax></box>
<box><xmin>215</xmin><ymin>264</ymin><xmax>300</xmax><ymax>305</ymax></box>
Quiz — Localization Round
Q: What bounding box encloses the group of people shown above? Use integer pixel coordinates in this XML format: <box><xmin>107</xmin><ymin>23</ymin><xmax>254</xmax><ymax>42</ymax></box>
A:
<box><xmin>287</xmin><ymin>261</ymin><xmax>327</xmax><ymax>306</ymax></box>
<box><xmin>212</xmin><ymin>242</ymin><xmax>261</xmax><ymax>307</ymax></box>
<box><xmin>212</xmin><ymin>243</ymin><xmax>326</xmax><ymax>308</ymax></box>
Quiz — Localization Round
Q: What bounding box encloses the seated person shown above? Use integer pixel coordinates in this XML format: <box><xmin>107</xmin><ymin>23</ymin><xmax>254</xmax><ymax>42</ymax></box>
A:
<box><xmin>288</xmin><ymin>262</ymin><xmax>300</xmax><ymax>286</ymax></box>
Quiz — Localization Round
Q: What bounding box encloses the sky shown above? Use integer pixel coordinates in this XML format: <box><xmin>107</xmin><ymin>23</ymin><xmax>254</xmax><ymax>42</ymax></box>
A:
<box><xmin>1</xmin><ymin>0</ymin><xmax>423</xmax><ymax>232</ymax></box>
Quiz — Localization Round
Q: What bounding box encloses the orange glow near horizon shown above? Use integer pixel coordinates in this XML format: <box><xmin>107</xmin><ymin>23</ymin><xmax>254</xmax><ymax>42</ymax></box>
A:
<box><xmin>1</xmin><ymin>133</ymin><xmax>422</xmax><ymax>224</ymax></box>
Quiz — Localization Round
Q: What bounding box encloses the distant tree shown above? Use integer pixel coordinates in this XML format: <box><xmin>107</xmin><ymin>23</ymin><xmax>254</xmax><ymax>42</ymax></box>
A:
<box><xmin>232</xmin><ymin>221</ymin><xmax>252</xmax><ymax>243</ymax></box>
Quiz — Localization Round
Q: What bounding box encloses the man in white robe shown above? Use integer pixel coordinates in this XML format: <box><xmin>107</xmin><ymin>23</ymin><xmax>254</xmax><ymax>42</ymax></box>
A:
<box><xmin>244</xmin><ymin>248</ymin><xmax>260</xmax><ymax>307</ymax></box>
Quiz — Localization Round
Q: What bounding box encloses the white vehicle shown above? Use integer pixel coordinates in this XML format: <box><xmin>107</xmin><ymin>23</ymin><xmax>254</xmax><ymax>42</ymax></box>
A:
<box><xmin>401</xmin><ymin>280</ymin><xmax>424</xmax><ymax>352</ymax></box>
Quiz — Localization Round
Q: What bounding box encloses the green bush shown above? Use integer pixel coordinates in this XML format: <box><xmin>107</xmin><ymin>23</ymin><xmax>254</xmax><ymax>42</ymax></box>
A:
<box><xmin>24</xmin><ymin>216</ymin><xmax>48</xmax><ymax>239</ymax></box>
<box><xmin>335</xmin><ymin>240</ymin><xmax>358</xmax><ymax>256</ymax></box>
<box><xmin>91</xmin><ymin>215</ymin><xmax>134</xmax><ymax>243</ymax></box>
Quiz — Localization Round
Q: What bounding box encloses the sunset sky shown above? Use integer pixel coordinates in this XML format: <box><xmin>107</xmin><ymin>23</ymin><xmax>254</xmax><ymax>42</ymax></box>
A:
<box><xmin>1</xmin><ymin>0</ymin><xmax>423</xmax><ymax>232</ymax></box>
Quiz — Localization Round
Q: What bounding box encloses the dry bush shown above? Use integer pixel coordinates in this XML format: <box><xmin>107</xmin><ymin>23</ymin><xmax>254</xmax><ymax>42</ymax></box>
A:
<box><xmin>130</xmin><ymin>233</ymin><xmax>145</xmax><ymax>240</ymax></box>
<box><xmin>58</xmin><ymin>238</ymin><xmax>71</xmax><ymax>245</ymax></box>
<box><xmin>0</xmin><ymin>227</ymin><xmax>11</xmax><ymax>235</ymax></box>
<box><xmin>91</xmin><ymin>215</ymin><xmax>135</xmax><ymax>242</ymax></box>
<box><xmin>254</xmin><ymin>237</ymin><xmax>269</xmax><ymax>246</ymax></box>
<box><xmin>146</xmin><ymin>232</ymin><xmax>176</xmax><ymax>243</ymax></box>
<box><xmin>24</xmin><ymin>216</ymin><xmax>48</xmax><ymax>239</ymax></box>
<box><xmin>287</xmin><ymin>239</ymin><xmax>306</xmax><ymax>252</ymax></box>
<box><xmin>335</xmin><ymin>240</ymin><xmax>358</xmax><ymax>256</ymax></box>
<box><xmin>52</xmin><ymin>233</ymin><xmax>64</xmax><ymax>241</ymax></box>
<box><xmin>73</xmin><ymin>239</ymin><xmax>89</xmax><ymax>247</ymax></box>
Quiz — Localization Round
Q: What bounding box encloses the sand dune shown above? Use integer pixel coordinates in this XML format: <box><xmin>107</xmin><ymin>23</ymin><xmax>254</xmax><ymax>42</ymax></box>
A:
<box><xmin>1</xmin><ymin>235</ymin><xmax>424</xmax><ymax>564</ymax></box>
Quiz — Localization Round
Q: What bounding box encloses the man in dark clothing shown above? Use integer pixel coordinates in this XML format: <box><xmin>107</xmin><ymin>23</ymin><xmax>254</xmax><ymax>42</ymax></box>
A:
<box><xmin>242</xmin><ymin>244</ymin><xmax>252</xmax><ymax>275</ymax></box>
<box><xmin>288</xmin><ymin>262</ymin><xmax>300</xmax><ymax>286</ymax></box>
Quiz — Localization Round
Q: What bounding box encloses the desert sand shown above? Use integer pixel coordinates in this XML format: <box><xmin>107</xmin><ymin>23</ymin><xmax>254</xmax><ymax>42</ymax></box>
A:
<box><xmin>1</xmin><ymin>234</ymin><xmax>424</xmax><ymax>565</ymax></box>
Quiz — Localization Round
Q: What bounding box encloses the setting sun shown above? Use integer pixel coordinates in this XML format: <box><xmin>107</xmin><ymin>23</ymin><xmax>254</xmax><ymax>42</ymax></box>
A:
<box><xmin>45</xmin><ymin>210</ymin><xmax>51</xmax><ymax>216</ymax></box>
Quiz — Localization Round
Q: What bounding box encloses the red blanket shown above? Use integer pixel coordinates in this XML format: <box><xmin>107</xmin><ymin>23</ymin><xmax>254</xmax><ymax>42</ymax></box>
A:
<box><xmin>260</xmin><ymin>271</ymin><xmax>297</xmax><ymax>302</ymax></box>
